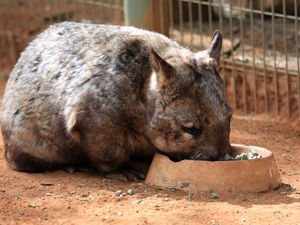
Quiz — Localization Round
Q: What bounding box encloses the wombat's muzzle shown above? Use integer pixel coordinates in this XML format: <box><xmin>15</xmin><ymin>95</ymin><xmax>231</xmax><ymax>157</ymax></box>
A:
<box><xmin>218</xmin><ymin>144</ymin><xmax>233</xmax><ymax>161</ymax></box>
<box><xmin>196</xmin><ymin>144</ymin><xmax>232</xmax><ymax>162</ymax></box>
<box><xmin>160</xmin><ymin>144</ymin><xmax>232</xmax><ymax>162</ymax></box>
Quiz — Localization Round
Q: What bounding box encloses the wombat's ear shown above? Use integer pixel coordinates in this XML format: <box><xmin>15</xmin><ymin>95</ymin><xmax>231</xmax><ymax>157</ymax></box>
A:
<box><xmin>149</xmin><ymin>49</ymin><xmax>173</xmax><ymax>80</ymax></box>
<box><xmin>208</xmin><ymin>30</ymin><xmax>222</xmax><ymax>61</ymax></box>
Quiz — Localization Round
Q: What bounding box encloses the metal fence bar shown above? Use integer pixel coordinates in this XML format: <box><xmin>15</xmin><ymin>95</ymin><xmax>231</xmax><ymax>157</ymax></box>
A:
<box><xmin>218</xmin><ymin>1</ymin><xmax>225</xmax><ymax>84</ymax></box>
<box><xmin>260</xmin><ymin>0</ymin><xmax>268</xmax><ymax>114</ymax></box>
<box><xmin>249</xmin><ymin>0</ymin><xmax>258</xmax><ymax>114</ymax></box>
<box><xmin>188</xmin><ymin>0</ymin><xmax>193</xmax><ymax>47</ymax></box>
<box><xmin>179</xmin><ymin>0</ymin><xmax>184</xmax><ymax>45</ymax></box>
<box><xmin>282</xmin><ymin>1</ymin><xmax>290</xmax><ymax>118</ymax></box>
<box><xmin>271</xmin><ymin>0</ymin><xmax>279</xmax><ymax>116</ymax></box>
<box><xmin>229</xmin><ymin>2</ymin><xmax>237</xmax><ymax>111</ymax></box>
<box><xmin>207</xmin><ymin>0</ymin><xmax>212</xmax><ymax>35</ymax></box>
<box><xmin>239</xmin><ymin>0</ymin><xmax>247</xmax><ymax>115</ymax></box>
<box><xmin>159</xmin><ymin>0</ymin><xmax>165</xmax><ymax>35</ymax></box>
<box><xmin>169</xmin><ymin>0</ymin><xmax>173</xmax><ymax>37</ymax></box>
<box><xmin>197</xmin><ymin>1</ymin><xmax>203</xmax><ymax>50</ymax></box>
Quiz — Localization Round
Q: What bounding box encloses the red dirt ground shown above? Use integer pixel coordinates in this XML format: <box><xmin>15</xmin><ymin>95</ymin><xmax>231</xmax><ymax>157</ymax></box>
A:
<box><xmin>0</xmin><ymin>78</ymin><xmax>300</xmax><ymax>225</ymax></box>
<box><xmin>1</xmin><ymin>1</ymin><xmax>300</xmax><ymax>223</ymax></box>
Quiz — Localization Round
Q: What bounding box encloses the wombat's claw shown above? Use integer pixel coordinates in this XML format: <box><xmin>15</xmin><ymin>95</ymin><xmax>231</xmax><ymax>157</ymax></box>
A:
<box><xmin>64</xmin><ymin>165</ymin><xmax>95</xmax><ymax>174</ymax></box>
<box><xmin>105</xmin><ymin>171</ymin><xmax>141</xmax><ymax>183</ymax></box>
<box><xmin>64</xmin><ymin>166</ymin><xmax>76</xmax><ymax>174</ymax></box>
<box><xmin>105</xmin><ymin>161</ymin><xmax>150</xmax><ymax>182</ymax></box>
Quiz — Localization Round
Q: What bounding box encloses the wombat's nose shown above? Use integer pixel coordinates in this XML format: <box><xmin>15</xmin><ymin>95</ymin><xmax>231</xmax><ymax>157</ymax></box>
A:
<box><xmin>203</xmin><ymin>148</ymin><xmax>220</xmax><ymax>161</ymax></box>
<box><xmin>218</xmin><ymin>145</ymin><xmax>232</xmax><ymax>161</ymax></box>
<box><xmin>209</xmin><ymin>144</ymin><xmax>232</xmax><ymax>161</ymax></box>
<box><xmin>209</xmin><ymin>153</ymin><xmax>220</xmax><ymax>161</ymax></box>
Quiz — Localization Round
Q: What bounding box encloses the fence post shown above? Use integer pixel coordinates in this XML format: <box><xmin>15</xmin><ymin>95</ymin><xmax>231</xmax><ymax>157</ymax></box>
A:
<box><xmin>123</xmin><ymin>0</ymin><xmax>169</xmax><ymax>36</ymax></box>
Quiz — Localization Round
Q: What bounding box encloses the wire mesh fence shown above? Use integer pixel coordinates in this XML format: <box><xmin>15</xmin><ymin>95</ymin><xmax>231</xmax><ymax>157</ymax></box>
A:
<box><xmin>168</xmin><ymin>0</ymin><xmax>300</xmax><ymax>121</ymax></box>
<box><xmin>0</xmin><ymin>0</ymin><xmax>299</xmax><ymax>121</ymax></box>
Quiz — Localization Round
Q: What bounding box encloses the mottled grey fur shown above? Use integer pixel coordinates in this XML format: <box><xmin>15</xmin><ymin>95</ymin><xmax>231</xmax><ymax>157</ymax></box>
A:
<box><xmin>1</xmin><ymin>22</ymin><xmax>232</xmax><ymax>181</ymax></box>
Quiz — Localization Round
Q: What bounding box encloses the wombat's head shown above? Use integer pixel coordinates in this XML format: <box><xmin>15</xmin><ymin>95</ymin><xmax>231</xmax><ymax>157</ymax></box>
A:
<box><xmin>149</xmin><ymin>31</ymin><xmax>232</xmax><ymax>162</ymax></box>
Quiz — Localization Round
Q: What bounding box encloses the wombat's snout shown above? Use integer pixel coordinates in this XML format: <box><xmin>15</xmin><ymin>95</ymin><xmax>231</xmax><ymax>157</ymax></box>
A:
<box><xmin>167</xmin><ymin>144</ymin><xmax>232</xmax><ymax>162</ymax></box>
<box><xmin>201</xmin><ymin>149</ymin><xmax>221</xmax><ymax>162</ymax></box>
<box><xmin>207</xmin><ymin>151</ymin><xmax>221</xmax><ymax>161</ymax></box>
<box><xmin>217</xmin><ymin>145</ymin><xmax>233</xmax><ymax>161</ymax></box>
<box><xmin>196</xmin><ymin>144</ymin><xmax>232</xmax><ymax>162</ymax></box>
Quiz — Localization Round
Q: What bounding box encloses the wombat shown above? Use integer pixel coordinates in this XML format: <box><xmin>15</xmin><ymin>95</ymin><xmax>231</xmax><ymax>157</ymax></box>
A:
<box><xmin>1</xmin><ymin>22</ymin><xmax>232</xmax><ymax>182</ymax></box>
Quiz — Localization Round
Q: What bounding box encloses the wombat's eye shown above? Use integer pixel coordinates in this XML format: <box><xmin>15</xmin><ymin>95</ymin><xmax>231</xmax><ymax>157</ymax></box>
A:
<box><xmin>182</xmin><ymin>126</ymin><xmax>201</xmax><ymax>137</ymax></box>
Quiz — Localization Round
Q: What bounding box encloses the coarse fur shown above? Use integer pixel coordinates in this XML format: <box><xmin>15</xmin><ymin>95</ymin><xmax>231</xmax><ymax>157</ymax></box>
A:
<box><xmin>1</xmin><ymin>22</ymin><xmax>232</xmax><ymax>182</ymax></box>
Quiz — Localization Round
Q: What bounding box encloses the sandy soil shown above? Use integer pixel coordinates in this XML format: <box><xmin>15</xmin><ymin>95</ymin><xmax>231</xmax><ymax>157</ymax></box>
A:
<box><xmin>0</xmin><ymin>77</ymin><xmax>299</xmax><ymax>224</ymax></box>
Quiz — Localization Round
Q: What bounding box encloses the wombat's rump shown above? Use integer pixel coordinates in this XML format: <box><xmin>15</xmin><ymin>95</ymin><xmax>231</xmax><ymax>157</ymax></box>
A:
<box><xmin>1</xmin><ymin>22</ymin><xmax>232</xmax><ymax>182</ymax></box>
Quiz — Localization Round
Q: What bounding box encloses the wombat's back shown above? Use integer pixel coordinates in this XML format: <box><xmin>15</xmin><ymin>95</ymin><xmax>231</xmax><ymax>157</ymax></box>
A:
<box><xmin>1</xmin><ymin>22</ymin><xmax>184</xmax><ymax>172</ymax></box>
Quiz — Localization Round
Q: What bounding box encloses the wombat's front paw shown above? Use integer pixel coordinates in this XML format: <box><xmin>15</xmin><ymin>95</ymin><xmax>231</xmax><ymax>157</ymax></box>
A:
<box><xmin>105</xmin><ymin>161</ymin><xmax>150</xmax><ymax>183</ymax></box>
<box><xmin>64</xmin><ymin>165</ymin><xmax>95</xmax><ymax>174</ymax></box>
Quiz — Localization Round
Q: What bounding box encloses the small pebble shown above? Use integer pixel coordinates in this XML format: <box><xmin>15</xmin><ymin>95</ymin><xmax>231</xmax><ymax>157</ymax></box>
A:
<box><xmin>241</xmin><ymin>218</ymin><xmax>246</xmax><ymax>222</ymax></box>
<box><xmin>132</xmin><ymin>200</ymin><xmax>143</xmax><ymax>204</ymax></box>
<box><xmin>211</xmin><ymin>193</ymin><xmax>219</xmax><ymax>199</ymax></box>
<box><xmin>127</xmin><ymin>189</ymin><xmax>135</xmax><ymax>195</ymax></box>
<box><xmin>115</xmin><ymin>190</ymin><xmax>122</xmax><ymax>197</ymax></box>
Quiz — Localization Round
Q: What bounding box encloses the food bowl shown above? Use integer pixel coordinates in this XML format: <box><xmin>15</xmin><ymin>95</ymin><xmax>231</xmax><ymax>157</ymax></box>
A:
<box><xmin>145</xmin><ymin>144</ymin><xmax>282</xmax><ymax>193</ymax></box>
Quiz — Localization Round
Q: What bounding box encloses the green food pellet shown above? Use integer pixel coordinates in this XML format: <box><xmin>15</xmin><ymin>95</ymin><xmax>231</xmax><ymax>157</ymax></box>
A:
<box><xmin>229</xmin><ymin>147</ymin><xmax>262</xmax><ymax>161</ymax></box>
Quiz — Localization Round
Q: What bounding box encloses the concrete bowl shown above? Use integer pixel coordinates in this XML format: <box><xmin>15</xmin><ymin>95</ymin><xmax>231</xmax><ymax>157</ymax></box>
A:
<box><xmin>145</xmin><ymin>144</ymin><xmax>282</xmax><ymax>193</ymax></box>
